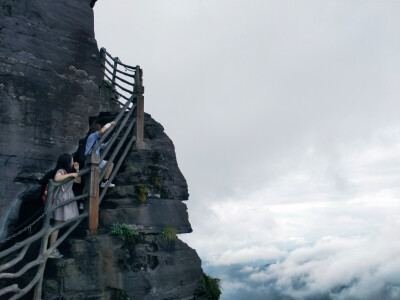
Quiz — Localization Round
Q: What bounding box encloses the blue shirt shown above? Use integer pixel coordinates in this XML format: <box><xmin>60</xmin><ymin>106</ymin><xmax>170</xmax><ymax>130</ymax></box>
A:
<box><xmin>85</xmin><ymin>131</ymin><xmax>106</xmax><ymax>155</ymax></box>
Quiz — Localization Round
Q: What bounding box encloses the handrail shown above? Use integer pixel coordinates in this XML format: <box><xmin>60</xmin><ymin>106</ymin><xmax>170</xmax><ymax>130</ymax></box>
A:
<box><xmin>102</xmin><ymin>52</ymin><xmax>136</xmax><ymax>78</ymax></box>
<box><xmin>100</xmin><ymin>134</ymin><xmax>137</xmax><ymax>203</ymax></box>
<box><xmin>103</xmin><ymin>49</ymin><xmax>114</xmax><ymax>60</ymax></box>
<box><xmin>104</xmin><ymin>57</ymin><xmax>115</xmax><ymax>69</ymax></box>
<box><xmin>51</xmin><ymin>168</ymin><xmax>90</xmax><ymax>188</ymax></box>
<box><xmin>113</xmin><ymin>72</ymin><xmax>135</xmax><ymax>87</ymax></box>
<box><xmin>112</xmin><ymin>89</ymin><xmax>132</xmax><ymax>101</ymax></box>
<box><xmin>91</xmin><ymin>95</ymin><xmax>134</xmax><ymax>154</ymax></box>
<box><xmin>114</xmin><ymin>67</ymin><xmax>136</xmax><ymax>78</ymax></box>
<box><xmin>0</xmin><ymin>245</ymin><xmax>29</xmax><ymax>272</ymax></box>
<box><xmin>0</xmin><ymin>48</ymin><xmax>144</xmax><ymax>300</ymax></box>
<box><xmin>115</xmin><ymin>59</ymin><xmax>137</xmax><ymax>70</ymax></box>
<box><xmin>113</xmin><ymin>80</ymin><xmax>134</xmax><ymax>94</ymax></box>
<box><xmin>100</xmin><ymin>118</ymin><xmax>136</xmax><ymax>181</ymax></box>
<box><xmin>100</xmin><ymin>104</ymin><xmax>137</xmax><ymax>161</ymax></box>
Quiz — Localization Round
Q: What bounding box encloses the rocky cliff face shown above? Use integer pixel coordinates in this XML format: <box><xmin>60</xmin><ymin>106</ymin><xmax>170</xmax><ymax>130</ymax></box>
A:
<box><xmin>42</xmin><ymin>114</ymin><xmax>203</xmax><ymax>299</ymax></box>
<box><xmin>44</xmin><ymin>235</ymin><xmax>203</xmax><ymax>300</ymax></box>
<box><xmin>0</xmin><ymin>1</ymin><xmax>204</xmax><ymax>299</ymax></box>
<box><xmin>41</xmin><ymin>113</ymin><xmax>203</xmax><ymax>299</ymax></box>
<box><xmin>0</xmin><ymin>0</ymin><xmax>102</xmax><ymax>239</ymax></box>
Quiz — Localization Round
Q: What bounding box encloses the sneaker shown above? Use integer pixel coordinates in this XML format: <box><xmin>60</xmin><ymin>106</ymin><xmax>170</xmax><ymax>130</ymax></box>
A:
<box><xmin>101</xmin><ymin>180</ymin><xmax>115</xmax><ymax>188</ymax></box>
<box><xmin>49</xmin><ymin>248</ymin><xmax>63</xmax><ymax>259</ymax></box>
<box><xmin>79</xmin><ymin>203</ymin><xmax>84</xmax><ymax>210</ymax></box>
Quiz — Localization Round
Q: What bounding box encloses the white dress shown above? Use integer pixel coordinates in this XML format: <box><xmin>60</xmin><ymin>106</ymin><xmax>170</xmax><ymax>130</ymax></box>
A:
<box><xmin>53</xmin><ymin>169</ymin><xmax>79</xmax><ymax>221</ymax></box>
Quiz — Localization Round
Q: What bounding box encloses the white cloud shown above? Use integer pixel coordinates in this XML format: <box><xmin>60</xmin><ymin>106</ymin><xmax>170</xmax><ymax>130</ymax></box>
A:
<box><xmin>185</xmin><ymin>126</ymin><xmax>399</xmax><ymax>234</ymax></box>
<box><xmin>209</xmin><ymin>246</ymin><xmax>287</xmax><ymax>266</ymax></box>
<box><xmin>94</xmin><ymin>1</ymin><xmax>400</xmax><ymax>298</ymax></box>
<box><xmin>249</xmin><ymin>222</ymin><xmax>400</xmax><ymax>299</ymax></box>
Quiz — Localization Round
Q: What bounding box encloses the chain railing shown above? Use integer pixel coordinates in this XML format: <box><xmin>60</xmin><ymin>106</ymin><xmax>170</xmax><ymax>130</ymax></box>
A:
<box><xmin>0</xmin><ymin>48</ymin><xmax>144</xmax><ymax>300</ymax></box>
<box><xmin>0</xmin><ymin>212</ymin><xmax>47</xmax><ymax>245</ymax></box>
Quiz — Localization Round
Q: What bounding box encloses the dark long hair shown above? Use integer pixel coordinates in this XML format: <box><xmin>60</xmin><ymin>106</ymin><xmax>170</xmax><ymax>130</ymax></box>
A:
<box><xmin>39</xmin><ymin>153</ymin><xmax>73</xmax><ymax>192</ymax></box>
<box><xmin>53</xmin><ymin>153</ymin><xmax>73</xmax><ymax>175</ymax></box>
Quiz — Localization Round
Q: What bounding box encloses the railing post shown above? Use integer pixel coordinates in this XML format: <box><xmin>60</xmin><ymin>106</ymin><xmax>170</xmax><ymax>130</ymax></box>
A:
<box><xmin>33</xmin><ymin>180</ymin><xmax>55</xmax><ymax>299</ymax></box>
<box><xmin>135</xmin><ymin>66</ymin><xmax>145</xmax><ymax>148</ymax></box>
<box><xmin>85</xmin><ymin>153</ymin><xmax>100</xmax><ymax>236</ymax></box>
<box><xmin>111</xmin><ymin>57</ymin><xmax>118</xmax><ymax>91</ymax></box>
<box><xmin>99</xmin><ymin>48</ymin><xmax>106</xmax><ymax>80</ymax></box>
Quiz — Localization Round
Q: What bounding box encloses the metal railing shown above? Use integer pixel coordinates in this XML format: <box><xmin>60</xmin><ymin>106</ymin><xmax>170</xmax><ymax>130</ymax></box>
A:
<box><xmin>0</xmin><ymin>48</ymin><xmax>144</xmax><ymax>299</ymax></box>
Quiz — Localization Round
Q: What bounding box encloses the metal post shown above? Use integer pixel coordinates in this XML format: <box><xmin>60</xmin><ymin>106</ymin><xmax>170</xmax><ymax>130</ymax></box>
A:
<box><xmin>85</xmin><ymin>153</ymin><xmax>100</xmax><ymax>235</ymax></box>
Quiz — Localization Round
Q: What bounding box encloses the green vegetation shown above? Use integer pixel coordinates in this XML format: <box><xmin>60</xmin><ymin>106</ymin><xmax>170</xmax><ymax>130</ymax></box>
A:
<box><xmin>150</xmin><ymin>175</ymin><xmax>162</xmax><ymax>189</ymax></box>
<box><xmin>196</xmin><ymin>273</ymin><xmax>222</xmax><ymax>300</ymax></box>
<box><xmin>103</xmin><ymin>80</ymin><xmax>112</xmax><ymax>88</ymax></box>
<box><xmin>134</xmin><ymin>183</ymin><xmax>147</xmax><ymax>202</ymax></box>
<box><xmin>110</xmin><ymin>223</ymin><xmax>139</xmax><ymax>242</ymax></box>
<box><xmin>161</xmin><ymin>226</ymin><xmax>177</xmax><ymax>243</ymax></box>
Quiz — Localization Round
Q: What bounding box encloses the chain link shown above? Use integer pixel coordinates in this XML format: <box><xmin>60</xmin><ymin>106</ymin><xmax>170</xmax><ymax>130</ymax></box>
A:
<box><xmin>0</xmin><ymin>209</ymin><xmax>49</xmax><ymax>244</ymax></box>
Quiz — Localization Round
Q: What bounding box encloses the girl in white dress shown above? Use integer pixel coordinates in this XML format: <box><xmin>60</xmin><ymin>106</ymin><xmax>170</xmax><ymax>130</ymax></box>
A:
<box><xmin>48</xmin><ymin>153</ymin><xmax>81</xmax><ymax>258</ymax></box>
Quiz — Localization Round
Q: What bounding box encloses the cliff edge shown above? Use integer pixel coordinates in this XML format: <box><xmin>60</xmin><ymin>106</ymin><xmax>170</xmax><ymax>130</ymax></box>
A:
<box><xmin>0</xmin><ymin>1</ymin><xmax>205</xmax><ymax>299</ymax></box>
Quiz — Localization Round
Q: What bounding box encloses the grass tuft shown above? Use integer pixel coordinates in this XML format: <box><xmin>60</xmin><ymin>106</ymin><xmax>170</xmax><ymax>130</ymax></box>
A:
<box><xmin>110</xmin><ymin>223</ymin><xmax>139</xmax><ymax>242</ymax></box>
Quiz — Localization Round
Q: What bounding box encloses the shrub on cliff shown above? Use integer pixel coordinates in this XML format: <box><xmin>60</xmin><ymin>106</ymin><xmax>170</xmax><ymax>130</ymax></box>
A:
<box><xmin>134</xmin><ymin>183</ymin><xmax>147</xmax><ymax>202</ymax></box>
<box><xmin>110</xmin><ymin>223</ymin><xmax>139</xmax><ymax>242</ymax></box>
<box><xmin>196</xmin><ymin>273</ymin><xmax>222</xmax><ymax>300</ymax></box>
<box><xmin>161</xmin><ymin>226</ymin><xmax>177</xmax><ymax>242</ymax></box>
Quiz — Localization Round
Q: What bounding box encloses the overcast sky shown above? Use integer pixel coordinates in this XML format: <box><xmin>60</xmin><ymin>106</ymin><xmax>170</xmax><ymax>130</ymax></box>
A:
<box><xmin>94</xmin><ymin>1</ymin><xmax>400</xmax><ymax>299</ymax></box>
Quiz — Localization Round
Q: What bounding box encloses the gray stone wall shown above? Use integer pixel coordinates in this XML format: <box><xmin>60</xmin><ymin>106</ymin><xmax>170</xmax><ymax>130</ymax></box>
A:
<box><xmin>0</xmin><ymin>0</ymin><xmax>102</xmax><ymax>239</ymax></box>
<box><xmin>100</xmin><ymin>113</ymin><xmax>191</xmax><ymax>234</ymax></box>
<box><xmin>43</xmin><ymin>235</ymin><xmax>203</xmax><ymax>299</ymax></box>
<box><xmin>0</xmin><ymin>2</ymin><xmax>205</xmax><ymax>299</ymax></box>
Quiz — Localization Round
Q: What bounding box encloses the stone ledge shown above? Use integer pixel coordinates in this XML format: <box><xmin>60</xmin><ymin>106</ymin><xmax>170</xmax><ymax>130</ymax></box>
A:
<box><xmin>99</xmin><ymin>198</ymin><xmax>192</xmax><ymax>234</ymax></box>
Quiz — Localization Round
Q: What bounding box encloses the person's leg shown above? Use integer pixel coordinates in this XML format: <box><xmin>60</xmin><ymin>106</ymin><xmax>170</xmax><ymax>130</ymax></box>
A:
<box><xmin>104</xmin><ymin>162</ymin><xmax>114</xmax><ymax>180</ymax></box>
<box><xmin>49</xmin><ymin>220</ymin><xmax>63</xmax><ymax>246</ymax></box>
<box><xmin>100</xmin><ymin>160</ymin><xmax>115</xmax><ymax>187</ymax></box>
<box><xmin>49</xmin><ymin>220</ymin><xmax>64</xmax><ymax>258</ymax></box>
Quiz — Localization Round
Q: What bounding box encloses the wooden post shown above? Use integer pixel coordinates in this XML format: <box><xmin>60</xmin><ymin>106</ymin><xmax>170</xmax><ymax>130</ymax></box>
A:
<box><xmin>33</xmin><ymin>181</ymin><xmax>56</xmax><ymax>299</ymax></box>
<box><xmin>136</xmin><ymin>95</ymin><xmax>144</xmax><ymax>142</ymax></box>
<box><xmin>111</xmin><ymin>57</ymin><xmax>118</xmax><ymax>91</ymax></box>
<box><xmin>86</xmin><ymin>153</ymin><xmax>100</xmax><ymax>235</ymax></box>
<box><xmin>135</xmin><ymin>66</ymin><xmax>144</xmax><ymax>148</ymax></box>
<box><xmin>99</xmin><ymin>48</ymin><xmax>106</xmax><ymax>80</ymax></box>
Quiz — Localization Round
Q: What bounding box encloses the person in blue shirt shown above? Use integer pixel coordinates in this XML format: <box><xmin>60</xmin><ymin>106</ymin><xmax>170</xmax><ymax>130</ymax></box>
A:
<box><xmin>85</xmin><ymin>120</ymin><xmax>117</xmax><ymax>187</ymax></box>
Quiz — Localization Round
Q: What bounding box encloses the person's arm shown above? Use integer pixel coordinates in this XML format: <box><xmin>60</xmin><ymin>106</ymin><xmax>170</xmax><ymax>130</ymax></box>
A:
<box><xmin>54</xmin><ymin>170</ymin><xmax>78</xmax><ymax>182</ymax></box>
<box><xmin>99</xmin><ymin>120</ymin><xmax>117</xmax><ymax>136</ymax></box>
<box><xmin>73</xmin><ymin>162</ymin><xmax>81</xmax><ymax>183</ymax></box>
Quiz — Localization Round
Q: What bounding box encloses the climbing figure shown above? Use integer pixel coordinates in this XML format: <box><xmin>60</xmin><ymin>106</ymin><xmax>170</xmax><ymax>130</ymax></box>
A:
<box><xmin>49</xmin><ymin>153</ymin><xmax>81</xmax><ymax>258</ymax></box>
<box><xmin>85</xmin><ymin>120</ymin><xmax>117</xmax><ymax>187</ymax></box>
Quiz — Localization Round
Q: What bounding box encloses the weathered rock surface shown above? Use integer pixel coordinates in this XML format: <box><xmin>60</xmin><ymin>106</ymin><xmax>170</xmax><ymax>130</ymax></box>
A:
<box><xmin>41</xmin><ymin>111</ymin><xmax>200</xmax><ymax>298</ymax></box>
<box><xmin>100</xmin><ymin>198</ymin><xmax>192</xmax><ymax>234</ymax></box>
<box><xmin>0</xmin><ymin>0</ymin><xmax>102</xmax><ymax>240</ymax></box>
<box><xmin>99</xmin><ymin>113</ymin><xmax>191</xmax><ymax>233</ymax></box>
<box><xmin>43</xmin><ymin>235</ymin><xmax>203</xmax><ymax>300</ymax></box>
<box><xmin>0</xmin><ymin>1</ymin><xmax>205</xmax><ymax>299</ymax></box>
<box><xmin>113</xmin><ymin>113</ymin><xmax>190</xmax><ymax>201</ymax></box>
